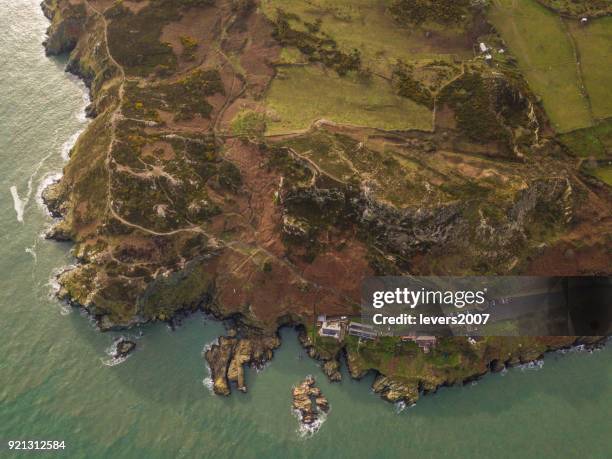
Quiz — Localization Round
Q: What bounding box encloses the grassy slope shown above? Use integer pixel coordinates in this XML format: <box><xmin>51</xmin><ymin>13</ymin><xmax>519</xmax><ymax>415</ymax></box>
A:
<box><xmin>592</xmin><ymin>165</ymin><xmax>612</xmax><ymax>185</ymax></box>
<box><xmin>261</xmin><ymin>0</ymin><xmax>475</xmax><ymax>134</ymax></box>
<box><xmin>489</xmin><ymin>0</ymin><xmax>593</xmax><ymax>133</ymax></box>
<box><xmin>559</xmin><ymin>118</ymin><xmax>612</xmax><ymax>158</ymax></box>
<box><xmin>265</xmin><ymin>66</ymin><xmax>432</xmax><ymax>134</ymax></box>
<box><xmin>568</xmin><ymin>17</ymin><xmax>612</xmax><ymax>120</ymax></box>
<box><xmin>261</xmin><ymin>0</ymin><xmax>471</xmax><ymax>73</ymax></box>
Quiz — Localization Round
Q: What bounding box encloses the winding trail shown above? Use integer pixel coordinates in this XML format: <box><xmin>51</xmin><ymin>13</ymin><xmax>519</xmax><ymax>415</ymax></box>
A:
<box><xmin>57</xmin><ymin>1</ymin><xmax>366</xmax><ymax>310</ymax></box>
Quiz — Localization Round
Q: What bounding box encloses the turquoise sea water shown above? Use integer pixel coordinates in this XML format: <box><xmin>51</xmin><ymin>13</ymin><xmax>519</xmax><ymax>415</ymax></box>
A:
<box><xmin>0</xmin><ymin>2</ymin><xmax>611</xmax><ymax>458</ymax></box>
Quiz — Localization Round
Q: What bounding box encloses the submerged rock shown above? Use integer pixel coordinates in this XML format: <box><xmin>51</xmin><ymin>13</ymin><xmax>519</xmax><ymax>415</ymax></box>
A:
<box><xmin>114</xmin><ymin>339</ymin><xmax>136</xmax><ymax>359</ymax></box>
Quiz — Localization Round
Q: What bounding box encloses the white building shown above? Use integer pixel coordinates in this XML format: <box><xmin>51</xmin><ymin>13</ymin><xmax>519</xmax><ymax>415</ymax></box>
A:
<box><xmin>319</xmin><ymin>321</ymin><xmax>342</xmax><ymax>340</ymax></box>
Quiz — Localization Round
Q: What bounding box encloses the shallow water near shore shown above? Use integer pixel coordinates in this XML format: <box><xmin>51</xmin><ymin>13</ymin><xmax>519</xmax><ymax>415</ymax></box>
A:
<box><xmin>1</xmin><ymin>1</ymin><xmax>611</xmax><ymax>458</ymax></box>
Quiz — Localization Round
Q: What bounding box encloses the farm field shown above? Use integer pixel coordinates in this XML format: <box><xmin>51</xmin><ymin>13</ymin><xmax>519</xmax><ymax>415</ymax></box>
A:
<box><xmin>559</xmin><ymin>118</ymin><xmax>612</xmax><ymax>159</ymax></box>
<box><xmin>488</xmin><ymin>0</ymin><xmax>593</xmax><ymax>133</ymax></box>
<box><xmin>264</xmin><ymin>65</ymin><xmax>433</xmax><ymax>134</ymax></box>
<box><xmin>260</xmin><ymin>0</ymin><xmax>472</xmax><ymax>75</ymax></box>
<box><xmin>568</xmin><ymin>16</ymin><xmax>612</xmax><ymax>120</ymax></box>
<box><xmin>592</xmin><ymin>164</ymin><xmax>612</xmax><ymax>185</ymax></box>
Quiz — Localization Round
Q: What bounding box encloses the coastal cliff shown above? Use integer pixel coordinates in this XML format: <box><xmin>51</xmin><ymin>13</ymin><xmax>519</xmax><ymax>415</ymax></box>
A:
<box><xmin>41</xmin><ymin>0</ymin><xmax>610</xmax><ymax>404</ymax></box>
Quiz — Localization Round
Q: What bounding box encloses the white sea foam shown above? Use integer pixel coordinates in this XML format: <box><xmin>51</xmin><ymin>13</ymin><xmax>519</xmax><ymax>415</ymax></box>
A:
<box><xmin>101</xmin><ymin>335</ymin><xmax>134</xmax><ymax>367</ymax></box>
<box><xmin>518</xmin><ymin>360</ymin><xmax>544</xmax><ymax>371</ymax></box>
<box><xmin>47</xmin><ymin>265</ymin><xmax>77</xmax><ymax>316</ymax></box>
<box><xmin>294</xmin><ymin>407</ymin><xmax>329</xmax><ymax>438</ymax></box>
<box><xmin>201</xmin><ymin>338</ymin><xmax>219</xmax><ymax>394</ymax></box>
<box><xmin>36</xmin><ymin>171</ymin><xmax>63</xmax><ymax>212</ymax></box>
<box><xmin>60</xmin><ymin>129</ymin><xmax>84</xmax><ymax>160</ymax></box>
<box><xmin>202</xmin><ymin>376</ymin><xmax>214</xmax><ymax>392</ymax></box>
<box><xmin>66</xmin><ymin>72</ymin><xmax>91</xmax><ymax>123</ymax></box>
<box><xmin>25</xmin><ymin>246</ymin><xmax>37</xmax><ymax>263</ymax></box>
<box><xmin>394</xmin><ymin>400</ymin><xmax>415</xmax><ymax>414</ymax></box>
<box><xmin>254</xmin><ymin>361</ymin><xmax>271</xmax><ymax>373</ymax></box>
<box><xmin>10</xmin><ymin>141</ymin><xmax>58</xmax><ymax>222</ymax></box>
<box><xmin>10</xmin><ymin>186</ymin><xmax>25</xmax><ymax>222</ymax></box>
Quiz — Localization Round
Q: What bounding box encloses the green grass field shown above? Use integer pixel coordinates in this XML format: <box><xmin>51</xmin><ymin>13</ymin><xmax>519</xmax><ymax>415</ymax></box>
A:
<box><xmin>488</xmin><ymin>0</ymin><xmax>593</xmax><ymax>133</ymax></box>
<box><xmin>592</xmin><ymin>165</ymin><xmax>612</xmax><ymax>185</ymax></box>
<box><xmin>260</xmin><ymin>0</ymin><xmax>471</xmax><ymax>75</ymax></box>
<box><xmin>559</xmin><ymin>118</ymin><xmax>612</xmax><ymax>158</ymax></box>
<box><xmin>264</xmin><ymin>65</ymin><xmax>433</xmax><ymax>134</ymax></box>
<box><xmin>568</xmin><ymin>17</ymin><xmax>612</xmax><ymax>120</ymax></box>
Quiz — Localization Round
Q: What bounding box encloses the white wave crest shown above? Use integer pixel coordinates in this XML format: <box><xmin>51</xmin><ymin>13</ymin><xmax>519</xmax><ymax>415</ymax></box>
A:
<box><xmin>202</xmin><ymin>338</ymin><xmax>219</xmax><ymax>394</ymax></box>
<box><xmin>61</xmin><ymin>129</ymin><xmax>84</xmax><ymax>160</ymax></box>
<box><xmin>25</xmin><ymin>246</ymin><xmax>37</xmax><ymax>263</ymax></box>
<box><xmin>518</xmin><ymin>360</ymin><xmax>544</xmax><ymax>371</ymax></box>
<box><xmin>394</xmin><ymin>400</ymin><xmax>415</xmax><ymax>414</ymax></box>
<box><xmin>36</xmin><ymin>171</ymin><xmax>63</xmax><ymax>212</ymax></box>
<box><xmin>293</xmin><ymin>407</ymin><xmax>329</xmax><ymax>438</ymax></box>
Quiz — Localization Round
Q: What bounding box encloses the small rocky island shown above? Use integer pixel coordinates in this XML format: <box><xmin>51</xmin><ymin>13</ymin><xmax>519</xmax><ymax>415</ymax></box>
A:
<box><xmin>292</xmin><ymin>376</ymin><xmax>329</xmax><ymax>429</ymax></box>
<box><xmin>113</xmin><ymin>338</ymin><xmax>136</xmax><ymax>359</ymax></box>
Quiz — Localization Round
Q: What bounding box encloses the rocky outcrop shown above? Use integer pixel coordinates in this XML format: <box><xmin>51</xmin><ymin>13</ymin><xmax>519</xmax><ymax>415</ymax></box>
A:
<box><xmin>205</xmin><ymin>334</ymin><xmax>280</xmax><ymax>395</ymax></box>
<box><xmin>297</xmin><ymin>327</ymin><xmax>342</xmax><ymax>382</ymax></box>
<box><xmin>292</xmin><ymin>376</ymin><xmax>329</xmax><ymax>426</ymax></box>
<box><xmin>322</xmin><ymin>359</ymin><xmax>342</xmax><ymax>382</ymax></box>
<box><xmin>357</xmin><ymin>196</ymin><xmax>462</xmax><ymax>258</ymax></box>
<box><xmin>205</xmin><ymin>337</ymin><xmax>236</xmax><ymax>396</ymax></box>
<box><xmin>372</xmin><ymin>375</ymin><xmax>419</xmax><ymax>404</ymax></box>
<box><xmin>113</xmin><ymin>339</ymin><xmax>136</xmax><ymax>359</ymax></box>
<box><xmin>365</xmin><ymin>336</ymin><xmax>608</xmax><ymax>405</ymax></box>
<box><xmin>42</xmin><ymin>0</ymin><xmax>88</xmax><ymax>56</ymax></box>
<box><xmin>45</xmin><ymin>221</ymin><xmax>73</xmax><ymax>242</ymax></box>
<box><xmin>41</xmin><ymin>180</ymin><xmax>67</xmax><ymax>219</ymax></box>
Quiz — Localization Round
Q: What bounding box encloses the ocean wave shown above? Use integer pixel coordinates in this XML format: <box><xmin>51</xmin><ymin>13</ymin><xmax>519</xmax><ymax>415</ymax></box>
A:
<box><xmin>61</xmin><ymin>128</ymin><xmax>84</xmax><ymax>160</ymax></box>
<box><xmin>35</xmin><ymin>171</ymin><xmax>63</xmax><ymax>212</ymax></box>
<box><xmin>10</xmin><ymin>135</ymin><xmax>59</xmax><ymax>222</ymax></box>
<box><xmin>293</xmin><ymin>407</ymin><xmax>329</xmax><ymax>438</ymax></box>
<box><xmin>518</xmin><ymin>360</ymin><xmax>544</xmax><ymax>371</ymax></box>
<box><xmin>66</xmin><ymin>72</ymin><xmax>91</xmax><ymax>123</ymax></box>
<box><xmin>10</xmin><ymin>186</ymin><xmax>25</xmax><ymax>222</ymax></box>
<box><xmin>201</xmin><ymin>338</ymin><xmax>219</xmax><ymax>394</ymax></box>
<box><xmin>25</xmin><ymin>246</ymin><xmax>37</xmax><ymax>263</ymax></box>
<box><xmin>394</xmin><ymin>400</ymin><xmax>416</xmax><ymax>414</ymax></box>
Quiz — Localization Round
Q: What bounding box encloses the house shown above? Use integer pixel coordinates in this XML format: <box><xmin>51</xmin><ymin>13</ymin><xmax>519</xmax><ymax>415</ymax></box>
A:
<box><xmin>319</xmin><ymin>321</ymin><xmax>342</xmax><ymax>340</ymax></box>
<box><xmin>401</xmin><ymin>335</ymin><xmax>437</xmax><ymax>353</ymax></box>
<box><xmin>415</xmin><ymin>336</ymin><xmax>437</xmax><ymax>353</ymax></box>
<box><xmin>348</xmin><ymin>322</ymin><xmax>378</xmax><ymax>340</ymax></box>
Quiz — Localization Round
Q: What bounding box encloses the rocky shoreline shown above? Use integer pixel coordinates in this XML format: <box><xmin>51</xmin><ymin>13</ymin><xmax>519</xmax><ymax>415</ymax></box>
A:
<box><xmin>38</xmin><ymin>0</ymin><xmax>610</xmax><ymax>410</ymax></box>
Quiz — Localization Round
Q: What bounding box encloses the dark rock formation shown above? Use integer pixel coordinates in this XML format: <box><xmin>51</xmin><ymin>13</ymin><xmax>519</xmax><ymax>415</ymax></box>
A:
<box><xmin>322</xmin><ymin>359</ymin><xmax>342</xmax><ymax>382</ymax></box>
<box><xmin>114</xmin><ymin>339</ymin><xmax>136</xmax><ymax>359</ymax></box>
<box><xmin>205</xmin><ymin>335</ymin><xmax>280</xmax><ymax>395</ymax></box>
<box><xmin>292</xmin><ymin>376</ymin><xmax>329</xmax><ymax>426</ymax></box>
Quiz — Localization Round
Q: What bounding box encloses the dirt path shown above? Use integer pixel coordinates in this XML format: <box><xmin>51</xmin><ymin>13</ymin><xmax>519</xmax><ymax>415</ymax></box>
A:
<box><xmin>77</xmin><ymin>1</ymin><xmax>363</xmax><ymax>309</ymax></box>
